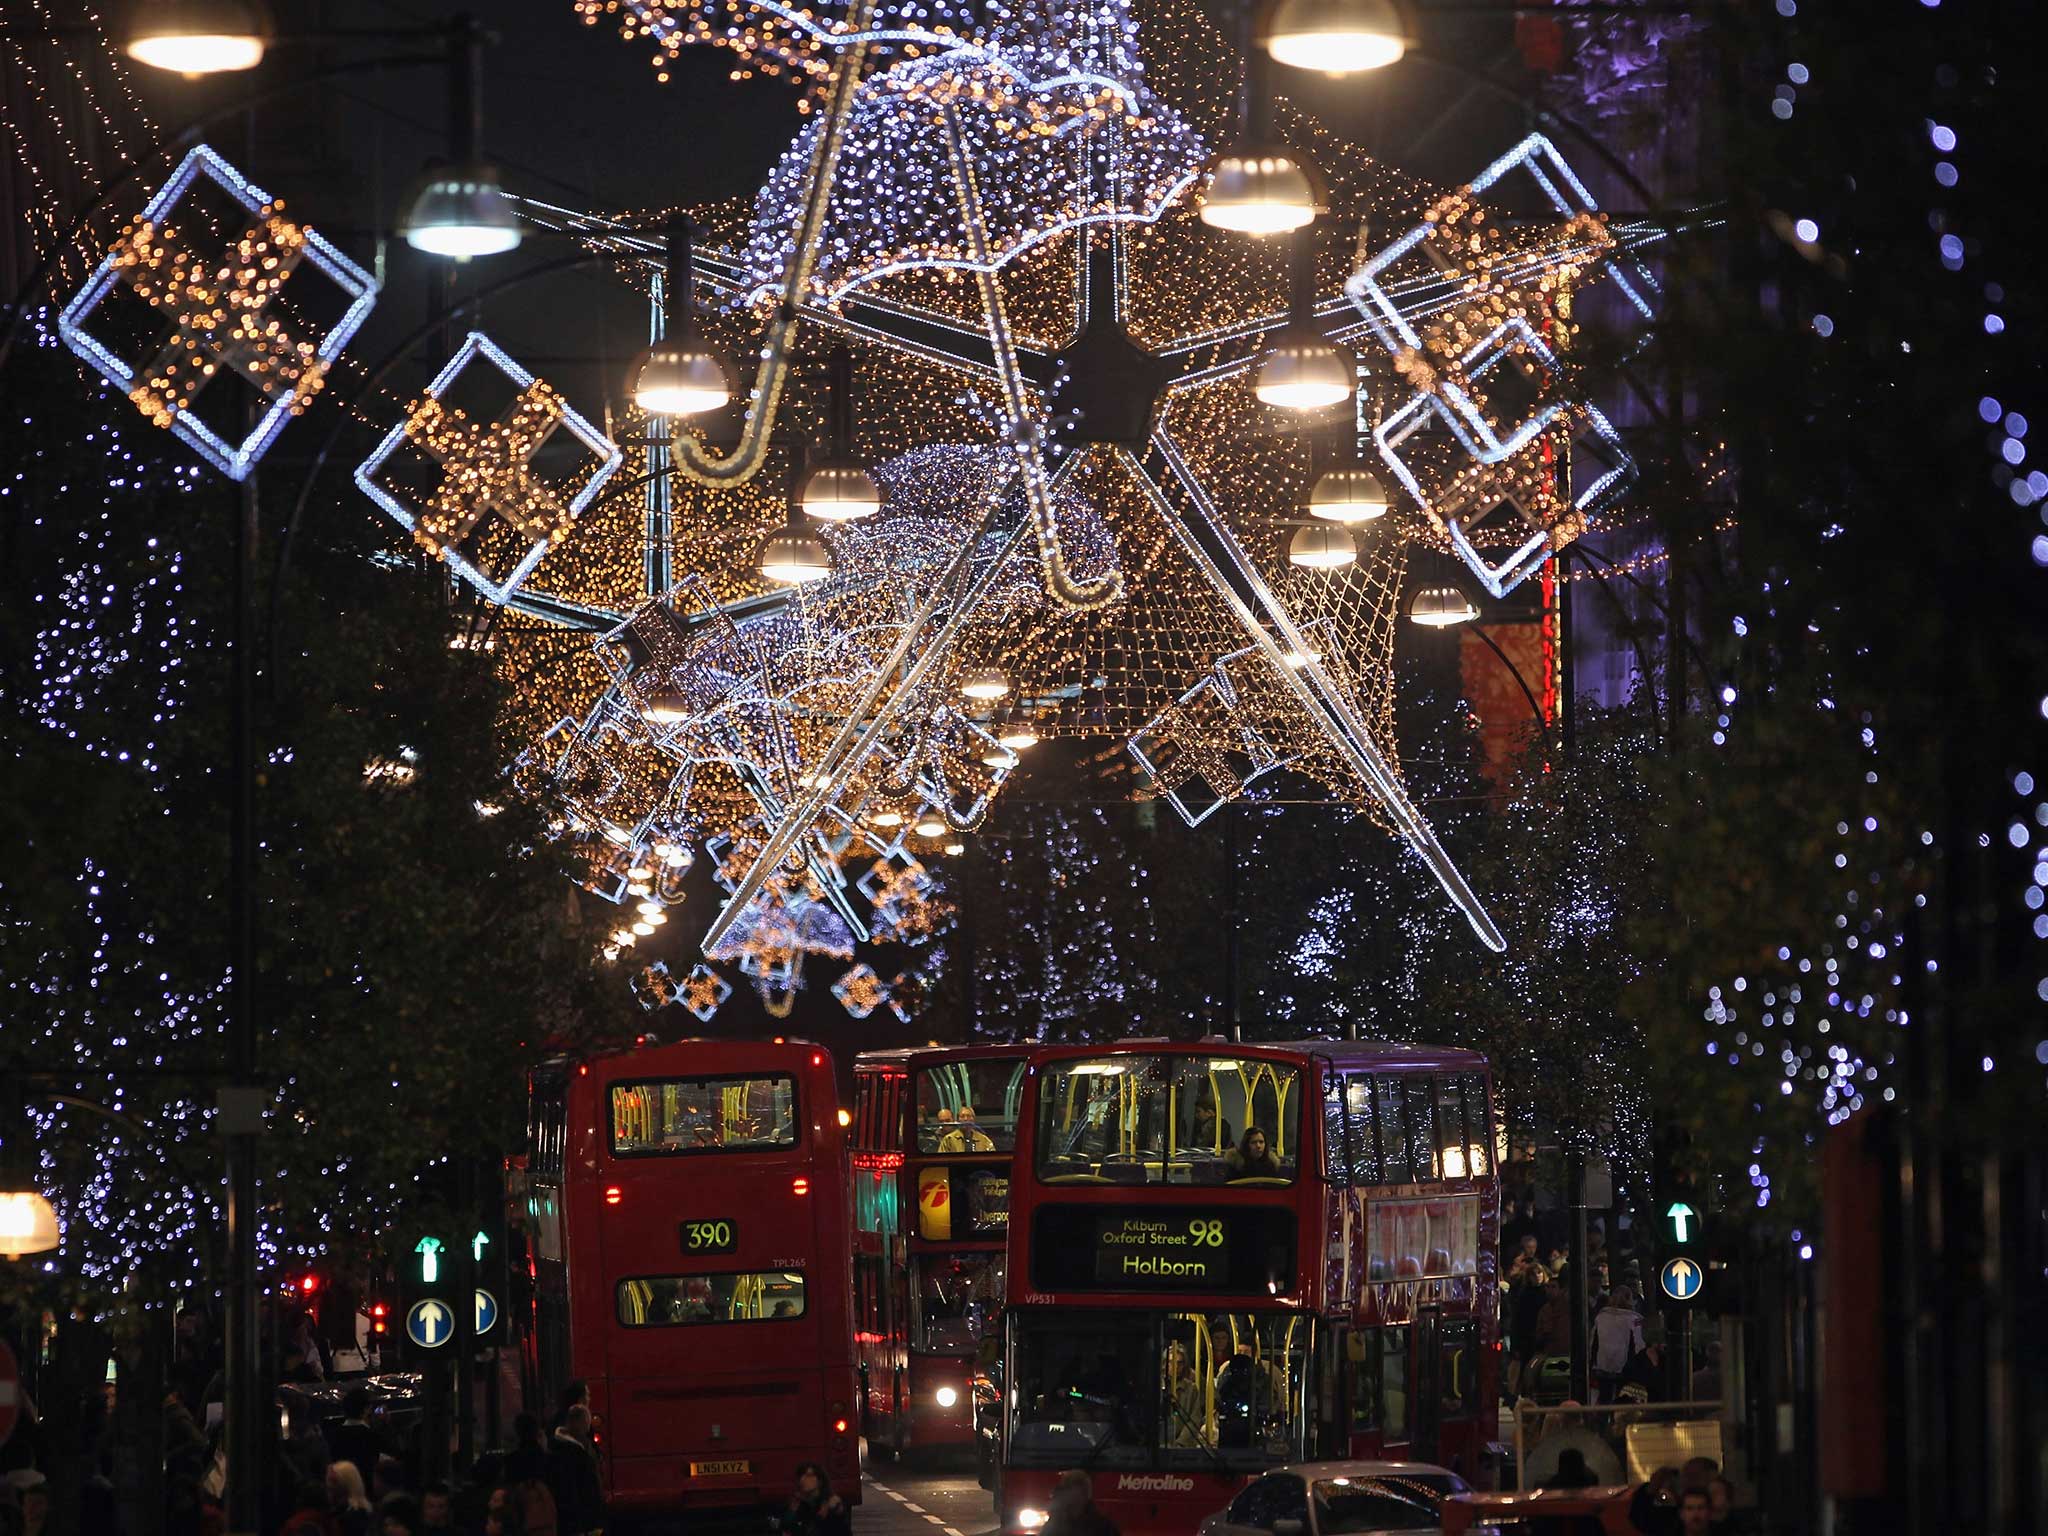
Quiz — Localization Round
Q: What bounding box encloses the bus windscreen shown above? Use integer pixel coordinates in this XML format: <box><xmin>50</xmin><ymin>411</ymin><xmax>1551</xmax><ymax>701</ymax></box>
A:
<box><xmin>1035</xmin><ymin>1056</ymin><xmax>1301</xmax><ymax>1184</ymax></box>
<box><xmin>1007</xmin><ymin>1309</ymin><xmax>1311</xmax><ymax>1470</ymax></box>
<box><xmin>610</xmin><ymin>1075</ymin><xmax>797</xmax><ymax>1155</ymax></box>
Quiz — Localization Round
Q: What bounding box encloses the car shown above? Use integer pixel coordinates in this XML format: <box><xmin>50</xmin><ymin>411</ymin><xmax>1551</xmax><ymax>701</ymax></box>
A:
<box><xmin>1438</xmin><ymin>1486</ymin><xmax>1641</xmax><ymax>1536</ymax></box>
<box><xmin>1197</xmin><ymin>1460</ymin><xmax>1472</xmax><ymax>1536</ymax></box>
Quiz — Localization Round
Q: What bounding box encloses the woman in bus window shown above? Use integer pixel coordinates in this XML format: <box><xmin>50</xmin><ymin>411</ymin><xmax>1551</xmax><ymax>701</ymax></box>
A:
<box><xmin>1225</xmin><ymin>1126</ymin><xmax>1282</xmax><ymax>1180</ymax></box>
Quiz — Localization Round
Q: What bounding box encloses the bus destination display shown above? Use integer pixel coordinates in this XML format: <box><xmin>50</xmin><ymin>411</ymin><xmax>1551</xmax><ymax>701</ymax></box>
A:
<box><xmin>1031</xmin><ymin>1205</ymin><xmax>1295</xmax><ymax>1294</ymax></box>
<box><xmin>680</xmin><ymin>1218</ymin><xmax>738</xmax><ymax>1254</ymax></box>
<box><xmin>1093</xmin><ymin>1213</ymin><xmax>1228</xmax><ymax>1285</ymax></box>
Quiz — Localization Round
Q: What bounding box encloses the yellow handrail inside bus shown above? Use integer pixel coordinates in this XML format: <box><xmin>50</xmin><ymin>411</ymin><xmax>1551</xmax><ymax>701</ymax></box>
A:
<box><xmin>621</xmin><ymin>1280</ymin><xmax>653</xmax><ymax>1326</ymax></box>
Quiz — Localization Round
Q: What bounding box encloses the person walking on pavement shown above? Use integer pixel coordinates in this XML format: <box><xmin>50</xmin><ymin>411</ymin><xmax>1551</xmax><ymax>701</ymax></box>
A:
<box><xmin>776</xmin><ymin>1463</ymin><xmax>851</xmax><ymax>1536</ymax></box>
<box><xmin>547</xmin><ymin>1407</ymin><xmax>605</xmax><ymax>1536</ymax></box>
<box><xmin>328</xmin><ymin>1462</ymin><xmax>375</xmax><ymax>1536</ymax></box>
<box><xmin>501</xmin><ymin>1416</ymin><xmax>559</xmax><ymax>1536</ymax></box>
<box><xmin>1043</xmin><ymin>1470</ymin><xmax>1118</xmax><ymax>1536</ymax></box>
<box><xmin>329</xmin><ymin>1391</ymin><xmax>382</xmax><ymax>1501</ymax></box>
<box><xmin>1590</xmin><ymin>1285</ymin><xmax>1645</xmax><ymax>1403</ymax></box>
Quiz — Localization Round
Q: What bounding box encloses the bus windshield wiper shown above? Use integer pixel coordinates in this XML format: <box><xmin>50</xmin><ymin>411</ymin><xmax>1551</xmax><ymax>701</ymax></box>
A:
<box><xmin>1163</xmin><ymin>1391</ymin><xmax>1230</xmax><ymax>1478</ymax></box>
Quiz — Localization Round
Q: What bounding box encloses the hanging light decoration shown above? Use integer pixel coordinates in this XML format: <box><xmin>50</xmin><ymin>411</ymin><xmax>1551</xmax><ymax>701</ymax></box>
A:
<box><xmin>1410</xmin><ymin>580</ymin><xmax>1479</xmax><ymax>627</ymax></box>
<box><xmin>1288</xmin><ymin>523</ymin><xmax>1357</xmax><ymax>570</ymax></box>
<box><xmin>798</xmin><ymin>347</ymin><xmax>881</xmax><ymax>520</ymax></box>
<box><xmin>630</xmin><ymin>218</ymin><xmax>732</xmax><ymax>417</ymax></box>
<box><xmin>1308</xmin><ymin>465</ymin><xmax>1391</xmax><ymax>522</ymax></box>
<box><xmin>1256</xmin><ymin>228</ymin><xmax>1355</xmax><ymax>410</ymax></box>
<box><xmin>798</xmin><ymin>461</ymin><xmax>883</xmax><ymax>522</ymax></box>
<box><xmin>1256</xmin><ymin>325</ymin><xmax>1354</xmax><ymax>410</ymax></box>
<box><xmin>960</xmin><ymin>667</ymin><xmax>1011</xmax><ymax>701</ymax></box>
<box><xmin>0</xmin><ymin>1190</ymin><xmax>60</xmax><ymax>1258</ymax></box>
<box><xmin>914</xmin><ymin>810</ymin><xmax>948</xmax><ymax>838</ymax></box>
<box><xmin>123</xmin><ymin>0</ymin><xmax>270</xmax><ymax>73</ymax></box>
<box><xmin>997</xmin><ymin>714</ymin><xmax>1041</xmax><ymax>750</ymax></box>
<box><xmin>400</xmin><ymin>24</ymin><xmax>522</xmax><ymax>258</ymax></box>
<box><xmin>1201</xmin><ymin>151</ymin><xmax>1317</xmax><ymax>235</ymax></box>
<box><xmin>638</xmin><ymin>678</ymin><xmax>691</xmax><ymax>725</ymax></box>
<box><xmin>1262</xmin><ymin>0</ymin><xmax>1410</xmax><ymax>75</ymax></box>
<box><xmin>757</xmin><ymin>523</ymin><xmax>832</xmax><ymax>584</ymax></box>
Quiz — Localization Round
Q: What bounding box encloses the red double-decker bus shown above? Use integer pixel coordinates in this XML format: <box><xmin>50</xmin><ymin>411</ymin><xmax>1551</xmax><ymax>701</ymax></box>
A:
<box><xmin>850</xmin><ymin>1046</ymin><xmax>1028</xmax><ymax>1467</ymax></box>
<box><xmin>521</xmin><ymin>1039</ymin><xmax>861</xmax><ymax>1519</ymax></box>
<box><xmin>998</xmin><ymin>1040</ymin><xmax>1500</xmax><ymax>1536</ymax></box>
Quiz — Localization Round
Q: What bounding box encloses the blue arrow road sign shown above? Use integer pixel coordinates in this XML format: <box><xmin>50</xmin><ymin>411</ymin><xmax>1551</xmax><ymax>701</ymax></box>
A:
<box><xmin>407</xmin><ymin>1298</ymin><xmax>453</xmax><ymax>1349</ymax></box>
<box><xmin>474</xmin><ymin>1288</ymin><xmax>499</xmax><ymax>1335</ymax></box>
<box><xmin>1659</xmin><ymin>1256</ymin><xmax>1704</xmax><ymax>1302</ymax></box>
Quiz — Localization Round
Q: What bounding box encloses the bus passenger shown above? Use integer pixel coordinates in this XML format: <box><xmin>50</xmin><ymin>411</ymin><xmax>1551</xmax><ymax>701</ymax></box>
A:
<box><xmin>1225</xmin><ymin>1126</ymin><xmax>1282</xmax><ymax>1180</ymax></box>
<box><xmin>940</xmin><ymin>1107</ymin><xmax>996</xmax><ymax>1153</ymax></box>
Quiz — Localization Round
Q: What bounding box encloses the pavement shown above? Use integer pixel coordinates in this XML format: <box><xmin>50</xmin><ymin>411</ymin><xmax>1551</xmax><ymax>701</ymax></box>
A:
<box><xmin>861</xmin><ymin>1457</ymin><xmax>1001</xmax><ymax>1536</ymax></box>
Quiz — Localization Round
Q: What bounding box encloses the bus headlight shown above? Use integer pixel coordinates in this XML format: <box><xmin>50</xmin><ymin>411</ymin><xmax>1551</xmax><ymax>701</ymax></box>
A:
<box><xmin>935</xmin><ymin>1386</ymin><xmax>959</xmax><ymax>1409</ymax></box>
<box><xmin>1017</xmin><ymin>1510</ymin><xmax>1049</xmax><ymax>1531</ymax></box>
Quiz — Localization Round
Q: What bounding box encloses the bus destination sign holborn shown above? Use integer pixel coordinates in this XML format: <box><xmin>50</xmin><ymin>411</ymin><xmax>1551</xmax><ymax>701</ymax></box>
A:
<box><xmin>1092</xmin><ymin>1213</ymin><xmax>1229</xmax><ymax>1286</ymax></box>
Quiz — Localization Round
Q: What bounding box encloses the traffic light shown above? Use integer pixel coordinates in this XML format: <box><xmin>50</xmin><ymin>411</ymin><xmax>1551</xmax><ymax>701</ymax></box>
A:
<box><xmin>370</xmin><ymin>1300</ymin><xmax>390</xmax><ymax>1337</ymax></box>
<box><xmin>1663</xmin><ymin>1197</ymin><xmax>1702</xmax><ymax>1247</ymax></box>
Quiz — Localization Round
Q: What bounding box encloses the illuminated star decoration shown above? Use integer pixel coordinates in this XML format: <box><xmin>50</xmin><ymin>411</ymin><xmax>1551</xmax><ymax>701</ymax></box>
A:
<box><xmin>354</xmin><ymin>332</ymin><xmax>624</xmax><ymax>606</ymax></box>
<box><xmin>57</xmin><ymin>144</ymin><xmax>379</xmax><ymax>481</ymax></box>
<box><xmin>1347</xmin><ymin>132</ymin><xmax>1658</xmax><ymax>597</ymax></box>
<box><xmin>497</xmin><ymin>0</ymin><xmax>1683</xmax><ymax>975</ymax></box>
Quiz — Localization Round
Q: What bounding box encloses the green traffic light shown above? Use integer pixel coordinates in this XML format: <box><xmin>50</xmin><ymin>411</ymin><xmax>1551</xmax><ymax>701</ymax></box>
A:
<box><xmin>1664</xmin><ymin>1201</ymin><xmax>1699</xmax><ymax>1244</ymax></box>
<box><xmin>415</xmin><ymin>1235</ymin><xmax>445</xmax><ymax>1283</ymax></box>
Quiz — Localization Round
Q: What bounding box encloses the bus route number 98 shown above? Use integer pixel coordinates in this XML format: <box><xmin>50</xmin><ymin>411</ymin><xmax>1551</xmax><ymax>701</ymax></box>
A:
<box><xmin>680</xmin><ymin>1218</ymin><xmax>738</xmax><ymax>1254</ymax></box>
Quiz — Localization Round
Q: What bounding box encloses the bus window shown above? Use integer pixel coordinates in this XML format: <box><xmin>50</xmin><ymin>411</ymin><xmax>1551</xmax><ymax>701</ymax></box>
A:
<box><xmin>1345</xmin><ymin>1329</ymin><xmax>1382</xmax><ymax>1434</ymax></box>
<box><xmin>1459</xmin><ymin>1072</ymin><xmax>1496</xmax><ymax>1173</ymax></box>
<box><xmin>1381</xmin><ymin>1328</ymin><xmax>1410</xmax><ymax>1443</ymax></box>
<box><xmin>1373</xmin><ymin>1077</ymin><xmax>1412</xmax><ymax>1184</ymax></box>
<box><xmin>1008</xmin><ymin>1314</ymin><xmax>1155</xmax><ymax>1467</ymax></box>
<box><xmin>915</xmin><ymin>1253</ymin><xmax>1004</xmax><ymax>1352</ymax></box>
<box><xmin>1345</xmin><ymin>1076</ymin><xmax>1379</xmax><ymax>1185</ymax></box>
<box><xmin>1439</xmin><ymin>1319</ymin><xmax>1478</xmax><ymax>1421</ymax></box>
<box><xmin>1437</xmin><ymin>1076</ymin><xmax>1481</xmax><ymax>1179</ymax></box>
<box><xmin>610</xmin><ymin>1076</ymin><xmax>797</xmax><ymax>1154</ymax></box>
<box><xmin>1322</xmin><ymin>1076</ymin><xmax>1350</xmax><ymax>1185</ymax></box>
<box><xmin>914</xmin><ymin>1059</ymin><xmax>1025</xmax><ymax>1152</ymax></box>
<box><xmin>616</xmin><ymin>1272</ymin><xmax>807</xmax><ymax>1326</ymax></box>
<box><xmin>1033</xmin><ymin>1056</ymin><xmax>1301</xmax><ymax>1184</ymax></box>
<box><xmin>1160</xmin><ymin>1313</ymin><xmax>1307</xmax><ymax>1461</ymax></box>
<box><xmin>1401</xmin><ymin>1077</ymin><xmax>1439</xmax><ymax>1182</ymax></box>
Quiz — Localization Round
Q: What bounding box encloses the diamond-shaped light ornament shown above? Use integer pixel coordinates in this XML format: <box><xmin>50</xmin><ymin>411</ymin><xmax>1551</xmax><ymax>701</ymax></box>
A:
<box><xmin>354</xmin><ymin>332</ymin><xmax>622</xmax><ymax>605</ymax></box>
<box><xmin>1346</xmin><ymin>133</ymin><xmax>1656</xmax><ymax>595</ymax></box>
<box><xmin>57</xmin><ymin>145</ymin><xmax>379</xmax><ymax>481</ymax></box>
<box><xmin>679</xmin><ymin>962</ymin><xmax>733</xmax><ymax>1022</ymax></box>
<box><xmin>832</xmin><ymin>963</ymin><xmax>892</xmax><ymax>1020</ymax></box>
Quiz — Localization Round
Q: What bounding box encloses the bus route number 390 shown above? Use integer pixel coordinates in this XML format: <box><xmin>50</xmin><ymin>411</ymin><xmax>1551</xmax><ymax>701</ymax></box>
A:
<box><xmin>680</xmin><ymin>1218</ymin><xmax>738</xmax><ymax>1254</ymax></box>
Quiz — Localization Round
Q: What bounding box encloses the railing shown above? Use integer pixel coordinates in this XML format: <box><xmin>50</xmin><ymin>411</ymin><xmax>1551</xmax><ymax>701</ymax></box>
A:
<box><xmin>1512</xmin><ymin>1398</ymin><xmax>1731</xmax><ymax>1491</ymax></box>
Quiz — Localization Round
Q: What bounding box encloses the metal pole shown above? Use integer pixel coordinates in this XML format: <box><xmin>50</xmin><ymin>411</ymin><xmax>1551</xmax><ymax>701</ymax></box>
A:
<box><xmin>456</xmin><ymin>1158</ymin><xmax>477</xmax><ymax>1470</ymax></box>
<box><xmin>224</xmin><ymin>437</ymin><xmax>261</xmax><ymax>1536</ymax></box>
<box><xmin>1568</xmin><ymin>1155</ymin><xmax>1590</xmax><ymax>1404</ymax></box>
<box><xmin>1225</xmin><ymin>803</ymin><xmax>1241</xmax><ymax>1042</ymax></box>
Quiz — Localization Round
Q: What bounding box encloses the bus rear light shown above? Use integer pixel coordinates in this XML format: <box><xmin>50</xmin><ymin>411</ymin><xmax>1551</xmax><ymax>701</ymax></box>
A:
<box><xmin>792</xmin><ymin>1177</ymin><xmax>810</xmax><ymax>1196</ymax></box>
<box><xmin>578</xmin><ymin>1064</ymin><xmax>589</xmax><ymax>1076</ymax></box>
<box><xmin>812</xmin><ymin>1052</ymin><xmax>824</xmax><ymax>1067</ymax></box>
<box><xmin>604</xmin><ymin>1186</ymin><xmax>623</xmax><ymax>1205</ymax></box>
<box><xmin>833</xmin><ymin>1417</ymin><xmax>850</xmax><ymax>1434</ymax></box>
